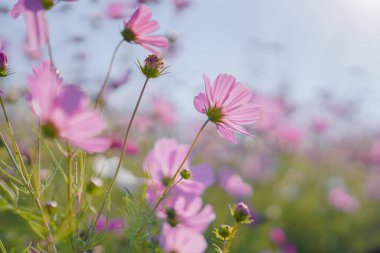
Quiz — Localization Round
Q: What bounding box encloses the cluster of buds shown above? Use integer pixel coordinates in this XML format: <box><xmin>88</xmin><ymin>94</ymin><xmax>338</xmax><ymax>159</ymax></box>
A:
<box><xmin>214</xmin><ymin>202</ymin><xmax>253</xmax><ymax>244</ymax></box>
<box><xmin>138</xmin><ymin>54</ymin><xmax>167</xmax><ymax>79</ymax></box>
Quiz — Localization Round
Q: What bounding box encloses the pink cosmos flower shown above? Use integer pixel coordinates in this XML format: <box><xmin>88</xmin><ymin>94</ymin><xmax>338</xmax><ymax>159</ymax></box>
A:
<box><xmin>194</xmin><ymin>74</ymin><xmax>260</xmax><ymax>143</ymax></box>
<box><xmin>328</xmin><ymin>187</ymin><xmax>360</xmax><ymax>213</ymax></box>
<box><xmin>219</xmin><ymin>168</ymin><xmax>253</xmax><ymax>199</ymax></box>
<box><xmin>143</xmin><ymin>139</ymin><xmax>214</xmax><ymax>205</ymax></box>
<box><xmin>11</xmin><ymin>0</ymin><xmax>48</xmax><ymax>59</ymax></box>
<box><xmin>160</xmin><ymin>224</ymin><xmax>207</xmax><ymax>253</ymax></box>
<box><xmin>121</xmin><ymin>4</ymin><xmax>168</xmax><ymax>54</ymax></box>
<box><xmin>160</xmin><ymin>196</ymin><xmax>215</xmax><ymax>233</ymax></box>
<box><xmin>152</xmin><ymin>97</ymin><xmax>175</xmax><ymax>126</ymax></box>
<box><xmin>27</xmin><ymin>61</ymin><xmax>110</xmax><ymax>152</ymax></box>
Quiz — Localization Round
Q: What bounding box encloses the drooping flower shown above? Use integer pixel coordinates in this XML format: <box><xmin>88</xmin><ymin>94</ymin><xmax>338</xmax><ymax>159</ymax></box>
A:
<box><xmin>160</xmin><ymin>224</ymin><xmax>208</xmax><ymax>253</ymax></box>
<box><xmin>194</xmin><ymin>74</ymin><xmax>260</xmax><ymax>143</ymax></box>
<box><xmin>27</xmin><ymin>61</ymin><xmax>110</xmax><ymax>152</ymax></box>
<box><xmin>121</xmin><ymin>4</ymin><xmax>168</xmax><ymax>54</ymax></box>
<box><xmin>160</xmin><ymin>196</ymin><xmax>215</xmax><ymax>233</ymax></box>
<box><xmin>143</xmin><ymin>139</ymin><xmax>214</xmax><ymax>205</ymax></box>
<box><xmin>11</xmin><ymin>0</ymin><xmax>48</xmax><ymax>59</ymax></box>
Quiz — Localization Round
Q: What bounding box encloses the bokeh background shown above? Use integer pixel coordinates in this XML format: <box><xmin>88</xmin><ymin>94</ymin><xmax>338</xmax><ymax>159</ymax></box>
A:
<box><xmin>1</xmin><ymin>0</ymin><xmax>380</xmax><ymax>252</ymax></box>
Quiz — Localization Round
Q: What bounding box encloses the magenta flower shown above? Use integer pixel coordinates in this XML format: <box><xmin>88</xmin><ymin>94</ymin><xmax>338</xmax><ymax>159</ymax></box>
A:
<box><xmin>121</xmin><ymin>4</ymin><xmax>168</xmax><ymax>54</ymax></box>
<box><xmin>143</xmin><ymin>139</ymin><xmax>214</xmax><ymax>205</ymax></box>
<box><xmin>160</xmin><ymin>224</ymin><xmax>207</xmax><ymax>253</ymax></box>
<box><xmin>27</xmin><ymin>61</ymin><xmax>110</xmax><ymax>152</ymax></box>
<box><xmin>219</xmin><ymin>168</ymin><xmax>253</xmax><ymax>199</ymax></box>
<box><xmin>160</xmin><ymin>196</ymin><xmax>215</xmax><ymax>233</ymax></box>
<box><xmin>11</xmin><ymin>0</ymin><xmax>48</xmax><ymax>59</ymax></box>
<box><xmin>194</xmin><ymin>74</ymin><xmax>260</xmax><ymax>143</ymax></box>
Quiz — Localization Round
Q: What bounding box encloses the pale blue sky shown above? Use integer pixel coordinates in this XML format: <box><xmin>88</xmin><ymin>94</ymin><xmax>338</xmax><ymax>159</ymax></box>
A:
<box><xmin>1</xmin><ymin>0</ymin><xmax>380</xmax><ymax>129</ymax></box>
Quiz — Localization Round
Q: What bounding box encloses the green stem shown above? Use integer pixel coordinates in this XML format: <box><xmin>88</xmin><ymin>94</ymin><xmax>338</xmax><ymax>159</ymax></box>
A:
<box><xmin>224</xmin><ymin>223</ymin><xmax>238</xmax><ymax>253</ymax></box>
<box><xmin>152</xmin><ymin>119</ymin><xmax>209</xmax><ymax>213</ymax></box>
<box><xmin>94</xmin><ymin>39</ymin><xmax>124</xmax><ymax>108</ymax></box>
<box><xmin>0</xmin><ymin>97</ymin><xmax>57</xmax><ymax>253</ymax></box>
<box><xmin>67</xmin><ymin>144</ymin><xmax>72</xmax><ymax>205</ymax></box>
<box><xmin>85</xmin><ymin>77</ymin><xmax>150</xmax><ymax>247</ymax></box>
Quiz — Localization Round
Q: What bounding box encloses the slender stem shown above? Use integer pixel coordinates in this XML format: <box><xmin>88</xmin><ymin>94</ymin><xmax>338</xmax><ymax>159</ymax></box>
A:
<box><xmin>47</xmin><ymin>37</ymin><xmax>55</xmax><ymax>68</ymax></box>
<box><xmin>85</xmin><ymin>77</ymin><xmax>150</xmax><ymax>247</ymax></box>
<box><xmin>0</xmin><ymin>97</ymin><xmax>57</xmax><ymax>253</ymax></box>
<box><xmin>67</xmin><ymin>144</ymin><xmax>72</xmax><ymax>205</ymax></box>
<box><xmin>36</xmin><ymin>198</ymin><xmax>58</xmax><ymax>253</ymax></box>
<box><xmin>224</xmin><ymin>223</ymin><xmax>238</xmax><ymax>253</ymax></box>
<box><xmin>152</xmin><ymin>119</ymin><xmax>209</xmax><ymax>213</ymax></box>
<box><xmin>94</xmin><ymin>39</ymin><xmax>124</xmax><ymax>108</ymax></box>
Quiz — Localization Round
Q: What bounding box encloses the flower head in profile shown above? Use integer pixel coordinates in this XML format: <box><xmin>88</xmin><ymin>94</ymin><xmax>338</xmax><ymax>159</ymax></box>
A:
<box><xmin>121</xmin><ymin>4</ymin><xmax>168</xmax><ymax>54</ymax></box>
<box><xmin>27</xmin><ymin>61</ymin><xmax>111</xmax><ymax>153</ymax></box>
<box><xmin>0</xmin><ymin>39</ymin><xmax>9</xmax><ymax>77</ymax></box>
<box><xmin>194</xmin><ymin>74</ymin><xmax>260</xmax><ymax>143</ymax></box>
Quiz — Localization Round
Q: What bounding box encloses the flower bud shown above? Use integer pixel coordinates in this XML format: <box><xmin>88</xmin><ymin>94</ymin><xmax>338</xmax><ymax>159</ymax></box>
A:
<box><xmin>0</xmin><ymin>50</ymin><xmax>8</xmax><ymax>77</ymax></box>
<box><xmin>166</xmin><ymin>208</ymin><xmax>178</xmax><ymax>227</ymax></box>
<box><xmin>138</xmin><ymin>54</ymin><xmax>166</xmax><ymax>79</ymax></box>
<box><xmin>231</xmin><ymin>202</ymin><xmax>253</xmax><ymax>224</ymax></box>
<box><xmin>214</xmin><ymin>224</ymin><xmax>233</xmax><ymax>240</ymax></box>
<box><xmin>86</xmin><ymin>177</ymin><xmax>103</xmax><ymax>195</ymax></box>
<box><xmin>41</xmin><ymin>0</ymin><xmax>54</xmax><ymax>10</ymax></box>
<box><xmin>45</xmin><ymin>201</ymin><xmax>58</xmax><ymax>215</ymax></box>
<box><xmin>180</xmin><ymin>169</ymin><xmax>191</xmax><ymax>180</ymax></box>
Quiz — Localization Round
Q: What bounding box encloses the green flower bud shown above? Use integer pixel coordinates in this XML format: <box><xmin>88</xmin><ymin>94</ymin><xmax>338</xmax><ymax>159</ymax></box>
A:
<box><xmin>138</xmin><ymin>54</ymin><xmax>166</xmax><ymax>79</ymax></box>
<box><xmin>180</xmin><ymin>169</ymin><xmax>192</xmax><ymax>180</ymax></box>
<box><xmin>214</xmin><ymin>224</ymin><xmax>233</xmax><ymax>241</ymax></box>
<box><xmin>166</xmin><ymin>208</ymin><xmax>178</xmax><ymax>227</ymax></box>
<box><xmin>45</xmin><ymin>201</ymin><xmax>58</xmax><ymax>215</ymax></box>
<box><xmin>41</xmin><ymin>0</ymin><xmax>54</xmax><ymax>10</ymax></box>
<box><xmin>231</xmin><ymin>202</ymin><xmax>253</xmax><ymax>224</ymax></box>
<box><xmin>86</xmin><ymin>177</ymin><xmax>103</xmax><ymax>195</ymax></box>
